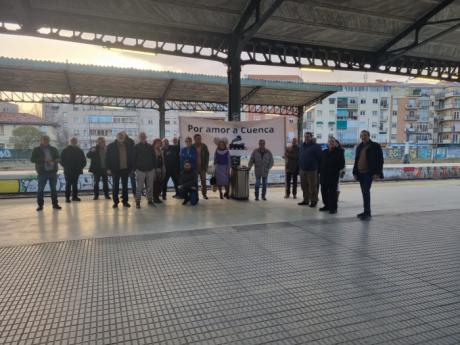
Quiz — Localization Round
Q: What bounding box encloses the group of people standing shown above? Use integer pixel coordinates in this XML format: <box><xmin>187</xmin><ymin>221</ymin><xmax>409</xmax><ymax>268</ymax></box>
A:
<box><xmin>31</xmin><ymin>132</ymin><xmax>234</xmax><ymax>210</ymax></box>
<box><xmin>31</xmin><ymin>129</ymin><xmax>383</xmax><ymax>220</ymax></box>
<box><xmin>281</xmin><ymin>130</ymin><xmax>383</xmax><ymax>220</ymax></box>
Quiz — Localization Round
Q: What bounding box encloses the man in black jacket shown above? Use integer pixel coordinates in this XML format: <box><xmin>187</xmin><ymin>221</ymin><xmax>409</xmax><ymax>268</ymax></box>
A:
<box><xmin>352</xmin><ymin>130</ymin><xmax>384</xmax><ymax>220</ymax></box>
<box><xmin>319</xmin><ymin>138</ymin><xmax>345</xmax><ymax>214</ymax></box>
<box><xmin>179</xmin><ymin>161</ymin><xmax>199</xmax><ymax>206</ymax></box>
<box><xmin>60</xmin><ymin>137</ymin><xmax>87</xmax><ymax>202</ymax></box>
<box><xmin>87</xmin><ymin>137</ymin><xmax>110</xmax><ymax>200</ymax></box>
<box><xmin>30</xmin><ymin>135</ymin><xmax>61</xmax><ymax>211</ymax></box>
<box><xmin>133</xmin><ymin>132</ymin><xmax>155</xmax><ymax>208</ymax></box>
<box><xmin>106</xmin><ymin>132</ymin><xmax>133</xmax><ymax>208</ymax></box>
<box><xmin>161</xmin><ymin>138</ymin><xmax>180</xmax><ymax>199</ymax></box>
<box><xmin>123</xmin><ymin>132</ymin><xmax>136</xmax><ymax>198</ymax></box>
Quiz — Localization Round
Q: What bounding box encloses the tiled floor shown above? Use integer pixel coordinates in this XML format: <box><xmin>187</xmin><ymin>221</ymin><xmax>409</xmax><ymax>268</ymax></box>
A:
<box><xmin>1</xmin><ymin>207</ymin><xmax>460</xmax><ymax>344</ymax></box>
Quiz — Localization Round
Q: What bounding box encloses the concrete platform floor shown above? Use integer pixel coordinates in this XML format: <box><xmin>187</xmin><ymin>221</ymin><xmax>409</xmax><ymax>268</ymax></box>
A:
<box><xmin>0</xmin><ymin>180</ymin><xmax>459</xmax><ymax>247</ymax></box>
<box><xmin>1</xmin><ymin>181</ymin><xmax>460</xmax><ymax>345</ymax></box>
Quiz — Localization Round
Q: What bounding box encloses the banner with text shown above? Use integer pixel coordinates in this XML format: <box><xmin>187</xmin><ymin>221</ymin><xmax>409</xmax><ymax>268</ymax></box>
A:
<box><xmin>179</xmin><ymin>117</ymin><xmax>286</xmax><ymax>156</ymax></box>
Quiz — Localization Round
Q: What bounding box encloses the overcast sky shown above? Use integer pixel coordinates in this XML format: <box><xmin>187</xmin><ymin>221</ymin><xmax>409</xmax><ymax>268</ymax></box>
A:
<box><xmin>0</xmin><ymin>33</ymin><xmax>433</xmax><ymax>114</ymax></box>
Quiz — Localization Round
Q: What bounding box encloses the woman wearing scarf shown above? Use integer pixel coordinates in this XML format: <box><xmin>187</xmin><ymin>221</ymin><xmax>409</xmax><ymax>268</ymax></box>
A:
<box><xmin>213</xmin><ymin>140</ymin><xmax>232</xmax><ymax>199</ymax></box>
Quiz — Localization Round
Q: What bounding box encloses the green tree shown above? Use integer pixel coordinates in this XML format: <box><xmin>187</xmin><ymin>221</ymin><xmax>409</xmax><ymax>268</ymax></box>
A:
<box><xmin>9</xmin><ymin>126</ymin><xmax>45</xmax><ymax>150</ymax></box>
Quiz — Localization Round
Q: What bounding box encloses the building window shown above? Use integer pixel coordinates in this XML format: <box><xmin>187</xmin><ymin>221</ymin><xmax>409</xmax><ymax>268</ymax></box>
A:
<box><xmin>328</xmin><ymin>98</ymin><xmax>336</xmax><ymax>105</ymax></box>
<box><xmin>316</xmin><ymin>110</ymin><xmax>323</xmax><ymax>117</ymax></box>
<box><xmin>372</xmin><ymin>111</ymin><xmax>378</xmax><ymax>116</ymax></box>
<box><xmin>373</xmin><ymin>98</ymin><xmax>378</xmax><ymax>104</ymax></box>
<box><xmin>360</xmin><ymin>98</ymin><xmax>366</xmax><ymax>104</ymax></box>
<box><xmin>392</xmin><ymin>111</ymin><xmax>397</xmax><ymax>116</ymax></box>
<box><xmin>0</xmin><ymin>124</ymin><xmax>3</xmax><ymax>135</ymax></box>
<box><xmin>360</xmin><ymin>111</ymin><xmax>366</xmax><ymax>116</ymax></box>
<box><xmin>329</xmin><ymin>110</ymin><xmax>335</xmax><ymax>117</ymax></box>
<box><xmin>316</xmin><ymin>133</ymin><xmax>322</xmax><ymax>139</ymax></box>
<box><xmin>392</xmin><ymin>123</ymin><xmax>397</xmax><ymax>128</ymax></box>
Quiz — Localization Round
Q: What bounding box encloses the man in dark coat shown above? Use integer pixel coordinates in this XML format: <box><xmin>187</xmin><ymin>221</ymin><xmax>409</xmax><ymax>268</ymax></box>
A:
<box><xmin>284</xmin><ymin>137</ymin><xmax>299</xmax><ymax>199</ymax></box>
<box><xmin>106</xmin><ymin>132</ymin><xmax>134</xmax><ymax>208</ymax></box>
<box><xmin>60</xmin><ymin>137</ymin><xmax>87</xmax><ymax>202</ymax></box>
<box><xmin>30</xmin><ymin>135</ymin><xmax>61</xmax><ymax>211</ymax></box>
<box><xmin>87</xmin><ymin>136</ymin><xmax>110</xmax><ymax>200</ymax></box>
<box><xmin>179</xmin><ymin>161</ymin><xmax>199</xmax><ymax>206</ymax></box>
<box><xmin>161</xmin><ymin>138</ymin><xmax>180</xmax><ymax>199</ymax></box>
<box><xmin>123</xmin><ymin>132</ymin><xmax>136</xmax><ymax>198</ymax></box>
<box><xmin>298</xmin><ymin>132</ymin><xmax>322</xmax><ymax>207</ymax></box>
<box><xmin>319</xmin><ymin>137</ymin><xmax>345</xmax><ymax>214</ymax></box>
<box><xmin>352</xmin><ymin>130</ymin><xmax>384</xmax><ymax>220</ymax></box>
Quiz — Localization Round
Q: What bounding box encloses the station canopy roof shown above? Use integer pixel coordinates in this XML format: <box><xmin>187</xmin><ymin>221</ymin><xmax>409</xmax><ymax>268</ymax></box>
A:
<box><xmin>0</xmin><ymin>57</ymin><xmax>339</xmax><ymax>114</ymax></box>
<box><xmin>0</xmin><ymin>0</ymin><xmax>459</xmax><ymax>80</ymax></box>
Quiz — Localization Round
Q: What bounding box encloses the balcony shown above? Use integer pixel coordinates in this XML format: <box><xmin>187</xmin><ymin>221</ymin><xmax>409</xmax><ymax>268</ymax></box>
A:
<box><xmin>347</xmin><ymin>103</ymin><xmax>358</xmax><ymax>109</ymax></box>
<box><xmin>405</xmin><ymin>115</ymin><xmax>420</xmax><ymax>121</ymax></box>
<box><xmin>405</xmin><ymin>104</ymin><xmax>419</xmax><ymax>110</ymax></box>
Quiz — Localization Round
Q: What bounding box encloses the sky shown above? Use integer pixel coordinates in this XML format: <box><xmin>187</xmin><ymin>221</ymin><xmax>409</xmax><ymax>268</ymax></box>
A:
<box><xmin>0</xmin><ymin>33</ymin><xmax>437</xmax><ymax>114</ymax></box>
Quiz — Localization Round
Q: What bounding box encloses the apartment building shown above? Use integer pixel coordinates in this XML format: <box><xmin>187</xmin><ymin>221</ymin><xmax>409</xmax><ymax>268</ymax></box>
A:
<box><xmin>42</xmin><ymin>104</ymin><xmax>226</xmax><ymax>149</ymax></box>
<box><xmin>306</xmin><ymin>82</ymin><xmax>393</xmax><ymax>144</ymax></box>
<box><xmin>433</xmin><ymin>87</ymin><xmax>460</xmax><ymax>144</ymax></box>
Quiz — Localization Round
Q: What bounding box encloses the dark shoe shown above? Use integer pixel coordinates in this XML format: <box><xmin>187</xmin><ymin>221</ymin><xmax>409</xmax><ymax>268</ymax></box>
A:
<box><xmin>309</xmin><ymin>202</ymin><xmax>317</xmax><ymax>208</ymax></box>
<box><xmin>172</xmin><ymin>194</ymin><xmax>179</xmax><ymax>199</ymax></box>
<box><xmin>262</xmin><ymin>196</ymin><xmax>267</xmax><ymax>201</ymax></box>
<box><xmin>162</xmin><ymin>195</ymin><xmax>166</xmax><ymax>201</ymax></box>
<box><xmin>203</xmin><ymin>195</ymin><xmax>208</xmax><ymax>200</ymax></box>
<box><xmin>105</xmin><ymin>195</ymin><xmax>111</xmax><ymax>200</ymax></box>
<box><xmin>293</xmin><ymin>195</ymin><xmax>297</xmax><ymax>199</ymax></box>
<box><xmin>319</xmin><ymin>207</ymin><xmax>329</xmax><ymax>212</ymax></box>
<box><xmin>219</xmin><ymin>193</ymin><xmax>224</xmax><ymax>200</ymax></box>
<box><xmin>284</xmin><ymin>195</ymin><xmax>289</xmax><ymax>199</ymax></box>
<box><xmin>357</xmin><ymin>212</ymin><xmax>366</xmax><ymax>218</ymax></box>
<box><xmin>72</xmin><ymin>197</ymin><xmax>81</xmax><ymax>202</ymax></box>
<box><xmin>65</xmin><ymin>198</ymin><xmax>71</xmax><ymax>203</ymax></box>
<box><xmin>112</xmin><ymin>204</ymin><xmax>118</xmax><ymax>209</ymax></box>
<box><xmin>53</xmin><ymin>204</ymin><xmax>62</xmax><ymax>210</ymax></box>
<box><xmin>154</xmin><ymin>199</ymin><xmax>162</xmax><ymax>204</ymax></box>
<box><xmin>148</xmin><ymin>200</ymin><xmax>154</xmax><ymax>205</ymax></box>
<box><xmin>36</xmin><ymin>206</ymin><xmax>43</xmax><ymax>211</ymax></box>
<box><xmin>182</xmin><ymin>199</ymin><xmax>189</xmax><ymax>205</ymax></box>
<box><xmin>298</xmin><ymin>201</ymin><xmax>308</xmax><ymax>206</ymax></box>
<box><xmin>329</xmin><ymin>209</ymin><xmax>337</xmax><ymax>214</ymax></box>
<box><xmin>359</xmin><ymin>213</ymin><xmax>372</xmax><ymax>221</ymax></box>
<box><xmin>224</xmin><ymin>193</ymin><xmax>229</xmax><ymax>199</ymax></box>
<box><xmin>255</xmin><ymin>196</ymin><xmax>259</xmax><ymax>201</ymax></box>
<box><xmin>136</xmin><ymin>202</ymin><xmax>140</xmax><ymax>209</ymax></box>
<box><xmin>93</xmin><ymin>196</ymin><xmax>99</xmax><ymax>200</ymax></box>
<box><xmin>123</xmin><ymin>203</ymin><xmax>131</xmax><ymax>208</ymax></box>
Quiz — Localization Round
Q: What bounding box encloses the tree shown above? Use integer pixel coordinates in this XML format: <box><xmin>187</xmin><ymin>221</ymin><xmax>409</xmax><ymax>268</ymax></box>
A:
<box><xmin>9</xmin><ymin>126</ymin><xmax>45</xmax><ymax>150</ymax></box>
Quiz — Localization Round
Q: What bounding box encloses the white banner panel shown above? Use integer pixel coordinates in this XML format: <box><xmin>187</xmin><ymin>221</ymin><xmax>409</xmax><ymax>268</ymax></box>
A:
<box><xmin>179</xmin><ymin>117</ymin><xmax>286</xmax><ymax>156</ymax></box>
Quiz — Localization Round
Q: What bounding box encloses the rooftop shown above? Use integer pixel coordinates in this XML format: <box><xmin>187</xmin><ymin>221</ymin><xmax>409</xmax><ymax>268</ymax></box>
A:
<box><xmin>0</xmin><ymin>112</ymin><xmax>54</xmax><ymax>126</ymax></box>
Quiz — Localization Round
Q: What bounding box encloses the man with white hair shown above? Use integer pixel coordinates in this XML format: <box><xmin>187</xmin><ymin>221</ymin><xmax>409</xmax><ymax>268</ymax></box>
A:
<box><xmin>133</xmin><ymin>132</ymin><xmax>155</xmax><ymax>208</ymax></box>
<box><xmin>106</xmin><ymin>132</ymin><xmax>133</xmax><ymax>208</ymax></box>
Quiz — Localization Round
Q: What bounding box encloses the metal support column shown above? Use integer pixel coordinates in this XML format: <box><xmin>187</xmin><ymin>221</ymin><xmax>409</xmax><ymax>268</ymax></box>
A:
<box><xmin>158</xmin><ymin>98</ymin><xmax>166</xmax><ymax>138</ymax></box>
<box><xmin>227</xmin><ymin>38</ymin><xmax>241</xmax><ymax>122</ymax></box>
<box><xmin>297</xmin><ymin>106</ymin><xmax>304</xmax><ymax>140</ymax></box>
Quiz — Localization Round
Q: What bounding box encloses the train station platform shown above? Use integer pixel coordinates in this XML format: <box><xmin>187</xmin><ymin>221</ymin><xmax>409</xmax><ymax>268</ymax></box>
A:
<box><xmin>1</xmin><ymin>180</ymin><xmax>459</xmax><ymax>344</ymax></box>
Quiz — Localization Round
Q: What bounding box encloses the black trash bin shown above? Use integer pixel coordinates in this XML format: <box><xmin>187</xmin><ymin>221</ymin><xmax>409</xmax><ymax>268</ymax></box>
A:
<box><xmin>230</xmin><ymin>166</ymin><xmax>249</xmax><ymax>200</ymax></box>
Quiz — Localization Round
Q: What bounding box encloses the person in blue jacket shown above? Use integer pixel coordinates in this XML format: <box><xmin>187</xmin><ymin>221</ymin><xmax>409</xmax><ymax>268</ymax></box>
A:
<box><xmin>298</xmin><ymin>132</ymin><xmax>322</xmax><ymax>207</ymax></box>
<box><xmin>180</xmin><ymin>136</ymin><xmax>197</xmax><ymax>172</ymax></box>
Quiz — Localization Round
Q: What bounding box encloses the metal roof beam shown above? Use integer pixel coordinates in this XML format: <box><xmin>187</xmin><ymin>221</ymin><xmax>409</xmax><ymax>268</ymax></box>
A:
<box><xmin>233</xmin><ymin>0</ymin><xmax>284</xmax><ymax>46</ymax></box>
<box><xmin>241</xmin><ymin>86</ymin><xmax>262</xmax><ymax>103</ymax></box>
<box><xmin>161</xmin><ymin>79</ymin><xmax>175</xmax><ymax>100</ymax></box>
<box><xmin>376</xmin><ymin>0</ymin><xmax>457</xmax><ymax>55</ymax></box>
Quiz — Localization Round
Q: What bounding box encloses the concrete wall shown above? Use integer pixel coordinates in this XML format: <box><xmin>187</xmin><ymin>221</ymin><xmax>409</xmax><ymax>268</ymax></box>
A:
<box><xmin>0</xmin><ymin>164</ymin><xmax>459</xmax><ymax>195</ymax></box>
